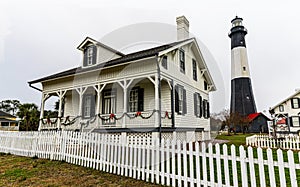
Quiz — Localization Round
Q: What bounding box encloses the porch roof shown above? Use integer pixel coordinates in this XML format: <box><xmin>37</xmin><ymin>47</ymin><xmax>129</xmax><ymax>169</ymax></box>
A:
<box><xmin>28</xmin><ymin>38</ymin><xmax>193</xmax><ymax>84</ymax></box>
<box><xmin>0</xmin><ymin>111</ymin><xmax>16</xmax><ymax>118</ymax></box>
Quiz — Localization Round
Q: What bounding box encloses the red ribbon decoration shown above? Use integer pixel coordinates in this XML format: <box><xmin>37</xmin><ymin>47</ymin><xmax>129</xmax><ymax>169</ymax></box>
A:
<box><xmin>109</xmin><ymin>113</ymin><xmax>115</xmax><ymax>119</ymax></box>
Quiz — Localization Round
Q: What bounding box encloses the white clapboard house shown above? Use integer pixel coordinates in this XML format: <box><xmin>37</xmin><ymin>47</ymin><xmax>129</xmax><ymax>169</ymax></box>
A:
<box><xmin>28</xmin><ymin>16</ymin><xmax>216</xmax><ymax>142</ymax></box>
<box><xmin>269</xmin><ymin>89</ymin><xmax>300</xmax><ymax>134</ymax></box>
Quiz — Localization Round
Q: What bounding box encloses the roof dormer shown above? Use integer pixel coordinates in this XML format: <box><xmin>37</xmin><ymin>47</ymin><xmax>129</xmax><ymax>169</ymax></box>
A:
<box><xmin>77</xmin><ymin>37</ymin><xmax>125</xmax><ymax>68</ymax></box>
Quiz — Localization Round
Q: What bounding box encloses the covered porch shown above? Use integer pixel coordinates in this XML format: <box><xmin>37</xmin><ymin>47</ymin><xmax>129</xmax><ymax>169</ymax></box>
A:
<box><xmin>39</xmin><ymin>73</ymin><xmax>174</xmax><ymax>132</ymax></box>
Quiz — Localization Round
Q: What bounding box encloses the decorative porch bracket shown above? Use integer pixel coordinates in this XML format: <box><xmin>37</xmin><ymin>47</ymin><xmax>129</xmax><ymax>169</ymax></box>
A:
<box><xmin>56</xmin><ymin>90</ymin><xmax>67</xmax><ymax>129</ymax></box>
<box><xmin>38</xmin><ymin>93</ymin><xmax>51</xmax><ymax>131</ymax></box>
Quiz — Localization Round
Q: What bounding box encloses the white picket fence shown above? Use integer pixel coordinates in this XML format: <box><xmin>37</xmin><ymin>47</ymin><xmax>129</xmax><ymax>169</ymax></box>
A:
<box><xmin>246</xmin><ymin>134</ymin><xmax>300</xmax><ymax>150</ymax></box>
<box><xmin>0</xmin><ymin>131</ymin><xmax>300</xmax><ymax>187</ymax></box>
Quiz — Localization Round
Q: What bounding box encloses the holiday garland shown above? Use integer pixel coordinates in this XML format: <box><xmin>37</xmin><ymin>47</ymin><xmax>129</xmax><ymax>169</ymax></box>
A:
<box><xmin>40</xmin><ymin>110</ymin><xmax>172</xmax><ymax>127</ymax></box>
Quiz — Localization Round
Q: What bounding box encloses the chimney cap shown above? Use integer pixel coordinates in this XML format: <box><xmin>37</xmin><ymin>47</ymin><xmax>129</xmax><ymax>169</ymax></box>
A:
<box><xmin>176</xmin><ymin>15</ymin><xmax>189</xmax><ymax>27</ymax></box>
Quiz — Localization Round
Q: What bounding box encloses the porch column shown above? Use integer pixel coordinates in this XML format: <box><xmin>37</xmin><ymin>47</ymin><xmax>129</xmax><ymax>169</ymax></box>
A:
<box><xmin>57</xmin><ymin>90</ymin><xmax>66</xmax><ymax>129</ymax></box>
<box><xmin>118</xmin><ymin>79</ymin><xmax>133</xmax><ymax>128</ymax></box>
<box><xmin>94</xmin><ymin>83</ymin><xmax>106</xmax><ymax>127</ymax></box>
<box><xmin>38</xmin><ymin>93</ymin><xmax>49</xmax><ymax>131</ymax></box>
<box><xmin>76</xmin><ymin>87</ymin><xmax>87</xmax><ymax>118</ymax></box>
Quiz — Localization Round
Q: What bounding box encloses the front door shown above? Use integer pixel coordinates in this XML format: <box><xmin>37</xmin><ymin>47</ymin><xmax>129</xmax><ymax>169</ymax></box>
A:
<box><xmin>102</xmin><ymin>90</ymin><xmax>116</xmax><ymax>125</ymax></box>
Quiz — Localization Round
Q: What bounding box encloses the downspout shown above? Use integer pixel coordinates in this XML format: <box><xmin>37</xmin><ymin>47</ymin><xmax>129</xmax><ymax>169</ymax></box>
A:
<box><xmin>156</xmin><ymin>55</ymin><xmax>162</xmax><ymax>144</ymax></box>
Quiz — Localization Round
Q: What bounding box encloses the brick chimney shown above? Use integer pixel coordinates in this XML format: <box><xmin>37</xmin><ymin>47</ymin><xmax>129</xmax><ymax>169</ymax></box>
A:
<box><xmin>176</xmin><ymin>16</ymin><xmax>190</xmax><ymax>41</ymax></box>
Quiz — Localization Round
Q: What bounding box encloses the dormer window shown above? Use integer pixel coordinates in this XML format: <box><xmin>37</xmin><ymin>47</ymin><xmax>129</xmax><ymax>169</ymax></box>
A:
<box><xmin>83</xmin><ymin>45</ymin><xmax>97</xmax><ymax>67</ymax></box>
<box><xmin>87</xmin><ymin>47</ymin><xmax>94</xmax><ymax>65</ymax></box>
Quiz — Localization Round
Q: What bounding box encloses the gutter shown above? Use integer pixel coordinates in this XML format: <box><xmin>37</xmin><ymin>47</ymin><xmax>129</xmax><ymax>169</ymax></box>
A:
<box><xmin>28</xmin><ymin>83</ymin><xmax>42</xmax><ymax>92</ymax></box>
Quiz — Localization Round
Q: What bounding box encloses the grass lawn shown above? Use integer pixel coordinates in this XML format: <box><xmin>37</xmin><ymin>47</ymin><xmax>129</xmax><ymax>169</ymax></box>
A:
<box><xmin>0</xmin><ymin>153</ymin><xmax>161</xmax><ymax>187</ymax></box>
<box><xmin>215</xmin><ymin>133</ymin><xmax>257</xmax><ymax>146</ymax></box>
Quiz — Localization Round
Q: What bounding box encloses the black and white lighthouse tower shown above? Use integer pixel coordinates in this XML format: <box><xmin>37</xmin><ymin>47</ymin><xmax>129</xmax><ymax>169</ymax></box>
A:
<box><xmin>229</xmin><ymin>16</ymin><xmax>256</xmax><ymax>116</ymax></box>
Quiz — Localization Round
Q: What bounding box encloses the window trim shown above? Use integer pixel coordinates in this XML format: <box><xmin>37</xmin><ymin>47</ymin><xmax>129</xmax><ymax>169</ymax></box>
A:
<box><xmin>128</xmin><ymin>87</ymin><xmax>144</xmax><ymax>112</ymax></box>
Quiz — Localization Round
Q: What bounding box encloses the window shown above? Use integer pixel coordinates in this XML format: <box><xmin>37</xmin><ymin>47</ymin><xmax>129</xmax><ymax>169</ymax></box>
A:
<box><xmin>83</xmin><ymin>45</ymin><xmax>97</xmax><ymax>67</ymax></box>
<box><xmin>87</xmin><ymin>47</ymin><xmax>93</xmax><ymax>65</ymax></box>
<box><xmin>243</xmin><ymin>67</ymin><xmax>246</xmax><ymax>71</ymax></box>
<box><xmin>162</xmin><ymin>56</ymin><xmax>168</xmax><ymax>69</ymax></box>
<box><xmin>83</xmin><ymin>95</ymin><xmax>93</xmax><ymax>118</ymax></box>
<box><xmin>279</xmin><ymin>105</ymin><xmax>284</xmax><ymax>112</ymax></box>
<box><xmin>129</xmin><ymin>87</ymin><xmax>144</xmax><ymax>112</ymax></box>
<box><xmin>179</xmin><ymin>50</ymin><xmax>185</xmax><ymax>73</ymax></box>
<box><xmin>1</xmin><ymin>122</ymin><xmax>9</xmax><ymax>126</ymax></box>
<box><xmin>192</xmin><ymin>59</ymin><xmax>197</xmax><ymax>81</ymax></box>
<box><xmin>194</xmin><ymin>93</ymin><xmax>202</xmax><ymax>117</ymax></box>
<box><xmin>102</xmin><ymin>90</ymin><xmax>116</xmax><ymax>124</ymax></box>
<box><xmin>175</xmin><ymin>85</ymin><xmax>186</xmax><ymax>115</ymax></box>
<box><xmin>291</xmin><ymin>116</ymin><xmax>300</xmax><ymax>127</ymax></box>
<box><xmin>291</xmin><ymin>98</ymin><xmax>300</xmax><ymax>109</ymax></box>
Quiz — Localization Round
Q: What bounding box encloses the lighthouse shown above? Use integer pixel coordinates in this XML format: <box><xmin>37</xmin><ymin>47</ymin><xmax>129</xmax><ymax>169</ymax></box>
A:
<box><xmin>229</xmin><ymin>16</ymin><xmax>257</xmax><ymax>116</ymax></box>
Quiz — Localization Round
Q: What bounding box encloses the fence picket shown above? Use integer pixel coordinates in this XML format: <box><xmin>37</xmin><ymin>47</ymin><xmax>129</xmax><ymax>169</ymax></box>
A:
<box><xmin>288</xmin><ymin>150</ymin><xmax>297</xmax><ymax>187</ymax></box>
<box><xmin>247</xmin><ymin>146</ymin><xmax>256</xmax><ymax>187</ymax></box>
<box><xmin>215</xmin><ymin>143</ymin><xmax>222</xmax><ymax>186</ymax></box>
<box><xmin>223</xmin><ymin>144</ymin><xmax>230</xmax><ymax>186</ymax></box>
<box><xmin>277</xmin><ymin>149</ymin><xmax>286</xmax><ymax>187</ymax></box>
<box><xmin>267</xmin><ymin>148</ymin><xmax>276</xmax><ymax>187</ymax></box>
<box><xmin>188</xmin><ymin>141</ymin><xmax>194</xmax><ymax>186</ymax></box>
<box><xmin>231</xmin><ymin>145</ymin><xmax>238</xmax><ymax>187</ymax></box>
<box><xmin>257</xmin><ymin>147</ymin><xmax>266</xmax><ymax>187</ymax></box>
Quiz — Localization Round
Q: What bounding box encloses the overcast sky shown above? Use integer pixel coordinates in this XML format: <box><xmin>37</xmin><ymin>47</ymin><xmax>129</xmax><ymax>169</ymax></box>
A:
<box><xmin>0</xmin><ymin>0</ymin><xmax>299</xmax><ymax>113</ymax></box>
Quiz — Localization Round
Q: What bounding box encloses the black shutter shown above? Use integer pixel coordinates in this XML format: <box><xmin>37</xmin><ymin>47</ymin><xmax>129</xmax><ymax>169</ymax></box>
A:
<box><xmin>92</xmin><ymin>46</ymin><xmax>97</xmax><ymax>65</ymax></box>
<box><xmin>90</xmin><ymin>94</ymin><xmax>96</xmax><ymax>117</ymax></box>
<box><xmin>138</xmin><ymin>88</ymin><xmax>144</xmax><ymax>111</ymax></box>
<box><xmin>183</xmin><ymin>88</ymin><xmax>187</xmax><ymax>114</ymax></box>
<box><xmin>194</xmin><ymin>93</ymin><xmax>198</xmax><ymax>117</ymax></box>
<box><xmin>175</xmin><ymin>85</ymin><xmax>179</xmax><ymax>113</ymax></box>
<box><xmin>207</xmin><ymin>101</ymin><xmax>210</xmax><ymax>118</ymax></box>
<box><xmin>289</xmin><ymin>117</ymin><xmax>293</xmax><ymax>127</ymax></box>
<box><xmin>199</xmin><ymin>95</ymin><xmax>203</xmax><ymax>118</ymax></box>
<box><xmin>291</xmin><ymin>99</ymin><xmax>294</xmax><ymax>109</ymax></box>
<box><xmin>83</xmin><ymin>49</ymin><xmax>88</xmax><ymax>67</ymax></box>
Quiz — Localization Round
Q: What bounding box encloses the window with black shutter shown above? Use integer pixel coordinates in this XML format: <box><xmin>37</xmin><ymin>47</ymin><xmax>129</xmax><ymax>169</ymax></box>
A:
<box><xmin>162</xmin><ymin>56</ymin><xmax>168</xmax><ymax>69</ymax></box>
<box><xmin>291</xmin><ymin>98</ymin><xmax>300</xmax><ymax>109</ymax></box>
<box><xmin>82</xmin><ymin>94</ymin><xmax>96</xmax><ymax>118</ymax></box>
<box><xmin>291</xmin><ymin>116</ymin><xmax>300</xmax><ymax>127</ymax></box>
<box><xmin>179</xmin><ymin>49</ymin><xmax>185</xmax><ymax>73</ymax></box>
<box><xmin>192</xmin><ymin>59</ymin><xmax>197</xmax><ymax>81</ymax></box>
<box><xmin>129</xmin><ymin>87</ymin><xmax>144</xmax><ymax>112</ymax></box>
<box><xmin>203</xmin><ymin>99</ymin><xmax>209</xmax><ymax>119</ymax></box>
<box><xmin>175</xmin><ymin>85</ymin><xmax>186</xmax><ymax>115</ymax></box>
<box><xmin>194</xmin><ymin>93</ymin><xmax>202</xmax><ymax>117</ymax></box>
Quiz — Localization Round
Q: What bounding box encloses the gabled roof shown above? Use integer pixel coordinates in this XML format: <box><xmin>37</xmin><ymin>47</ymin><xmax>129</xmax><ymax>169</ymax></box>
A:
<box><xmin>77</xmin><ymin>37</ymin><xmax>125</xmax><ymax>56</ymax></box>
<box><xmin>0</xmin><ymin>110</ymin><xmax>16</xmax><ymax>118</ymax></box>
<box><xmin>28</xmin><ymin>38</ymin><xmax>193</xmax><ymax>84</ymax></box>
<box><xmin>269</xmin><ymin>89</ymin><xmax>300</xmax><ymax>110</ymax></box>
<box><xmin>247</xmin><ymin>112</ymin><xmax>271</xmax><ymax>122</ymax></box>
